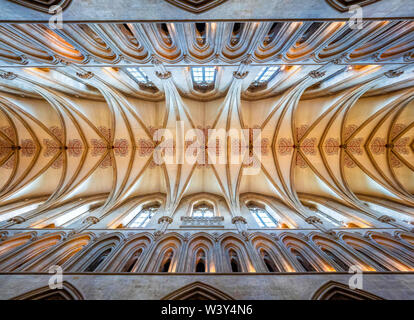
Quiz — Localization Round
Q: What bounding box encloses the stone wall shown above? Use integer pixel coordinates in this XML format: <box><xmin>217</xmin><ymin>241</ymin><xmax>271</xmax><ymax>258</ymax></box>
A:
<box><xmin>1</xmin><ymin>273</ymin><xmax>414</xmax><ymax>300</ymax></box>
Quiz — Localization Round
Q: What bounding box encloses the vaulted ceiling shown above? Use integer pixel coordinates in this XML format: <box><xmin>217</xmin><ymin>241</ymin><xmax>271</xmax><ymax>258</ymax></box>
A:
<box><xmin>0</xmin><ymin>19</ymin><xmax>413</xmax><ymax>228</ymax></box>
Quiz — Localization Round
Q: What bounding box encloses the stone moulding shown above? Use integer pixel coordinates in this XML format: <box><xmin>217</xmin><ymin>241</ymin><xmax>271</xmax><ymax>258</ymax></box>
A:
<box><xmin>325</xmin><ymin>0</ymin><xmax>381</xmax><ymax>12</ymax></box>
<box><xmin>180</xmin><ymin>216</ymin><xmax>224</xmax><ymax>228</ymax></box>
<box><xmin>164</xmin><ymin>0</ymin><xmax>228</xmax><ymax>13</ymax></box>
<box><xmin>8</xmin><ymin>0</ymin><xmax>72</xmax><ymax>13</ymax></box>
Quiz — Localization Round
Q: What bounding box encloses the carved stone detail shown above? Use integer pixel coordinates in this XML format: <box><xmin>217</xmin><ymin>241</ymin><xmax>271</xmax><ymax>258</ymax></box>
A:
<box><xmin>325</xmin><ymin>0</ymin><xmax>381</xmax><ymax>12</ymax></box>
<box><xmin>8</xmin><ymin>216</ymin><xmax>26</xmax><ymax>224</ymax></box>
<box><xmin>309</xmin><ymin>70</ymin><xmax>326</xmax><ymax>79</ymax></box>
<box><xmin>181</xmin><ymin>216</ymin><xmax>224</xmax><ymax>228</ymax></box>
<box><xmin>76</xmin><ymin>71</ymin><xmax>94</xmax><ymax>79</ymax></box>
<box><xmin>378</xmin><ymin>215</ymin><xmax>396</xmax><ymax>223</ymax></box>
<box><xmin>0</xmin><ymin>71</ymin><xmax>17</xmax><ymax>80</ymax></box>
<box><xmin>83</xmin><ymin>216</ymin><xmax>99</xmax><ymax>224</ymax></box>
<box><xmin>155</xmin><ymin>71</ymin><xmax>172</xmax><ymax>79</ymax></box>
<box><xmin>163</xmin><ymin>0</ymin><xmax>228</xmax><ymax>13</ymax></box>
<box><xmin>158</xmin><ymin>216</ymin><xmax>173</xmax><ymax>224</ymax></box>
<box><xmin>385</xmin><ymin>70</ymin><xmax>404</xmax><ymax>78</ymax></box>
<box><xmin>0</xmin><ymin>231</ymin><xmax>8</xmax><ymax>241</ymax></box>
<box><xmin>7</xmin><ymin>0</ymin><xmax>72</xmax><ymax>13</ymax></box>
<box><xmin>233</xmin><ymin>71</ymin><xmax>249</xmax><ymax>79</ymax></box>
<box><xmin>231</xmin><ymin>216</ymin><xmax>247</xmax><ymax>224</ymax></box>
<box><xmin>305</xmin><ymin>216</ymin><xmax>323</xmax><ymax>224</ymax></box>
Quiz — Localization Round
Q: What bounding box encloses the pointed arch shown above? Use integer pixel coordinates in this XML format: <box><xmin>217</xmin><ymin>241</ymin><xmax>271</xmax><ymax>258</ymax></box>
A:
<box><xmin>162</xmin><ymin>282</ymin><xmax>234</xmax><ymax>300</ymax></box>
<box><xmin>11</xmin><ymin>281</ymin><xmax>84</xmax><ymax>300</ymax></box>
<box><xmin>311</xmin><ymin>281</ymin><xmax>384</xmax><ymax>300</ymax></box>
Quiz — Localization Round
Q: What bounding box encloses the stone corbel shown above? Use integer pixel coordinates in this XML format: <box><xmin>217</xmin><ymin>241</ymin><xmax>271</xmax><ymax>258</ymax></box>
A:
<box><xmin>76</xmin><ymin>71</ymin><xmax>94</xmax><ymax>79</ymax></box>
<box><xmin>9</xmin><ymin>216</ymin><xmax>26</xmax><ymax>224</ymax></box>
<box><xmin>83</xmin><ymin>216</ymin><xmax>99</xmax><ymax>224</ymax></box>
<box><xmin>0</xmin><ymin>71</ymin><xmax>17</xmax><ymax>80</ymax></box>
<box><xmin>0</xmin><ymin>231</ymin><xmax>8</xmax><ymax>241</ymax></box>
<box><xmin>71</xmin><ymin>216</ymin><xmax>100</xmax><ymax>235</ymax></box>
<box><xmin>384</xmin><ymin>70</ymin><xmax>404</xmax><ymax>78</ymax></box>
<box><xmin>308</xmin><ymin>70</ymin><xmax>326</xmax><ymax>79</ymax></box>
<box><xmin>378</xmin><ymin>215</ymin><xmax>412</xmax><ymax>232</ymax></box>
<box><xmin>154</xmin><ymin>216</ymin><xmax>173</xmax><ymax>238</ymax></box>
<box><xmin>305</xmin><ymin>215</ymin><xmax>333</xmax><ymax>235</ymax></box>
<box><xmin>231</xmin><ymin>216</ymin><xmax>248</xmax><ymax>236</ymax></box>
<box><xmin>155</xmin><ymin>71</ymin><xmax>172</xmax><ymax>80</ymax></box>
<box><xmin>305</xmin><ymin>216</ymin><xmax>322</xmax><ymax>225</ymax></box>
<box><xmin>232</xmin><ymin>71</ymin><xmax>249</xmax><ymax>79</ymax></box>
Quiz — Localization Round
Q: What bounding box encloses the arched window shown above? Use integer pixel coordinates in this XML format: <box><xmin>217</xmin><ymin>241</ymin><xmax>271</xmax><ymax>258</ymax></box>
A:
<box><xmin>159</xmin><ymin>250</ymin><xmax>174</xmax><ymax>272</ymax></box>
<box><xmin>195</xmin><ymin>250</ymin><xmax>206</xmax><ymax>272</ymax></box>
<box><xmin>192</xmin><ymin>202</ymin><xmax>214</xmax><ymax>218</ymax></box>
<box><xmin>122</xmin><ymin>249</ymin><xmax>143</xmax><ymax>272</ymax></box>
<box><xmin>248</xmin><ymin>205</ymin><xmax>277</xmax><ymax>228</ymax></box>
<box><xmin>291</xmin><ymin>248</ymin><xmax>316</xmax><ymax>272</ymax></box>
<box><xmin>85</xmin><ymin>248</ymin><xmax>111</xmax><ymax>272</ymax></box>
<box><xmin>260</xmin><ymin>249</ymin><xmax>279</xmax><ymax>272</ymax></box>
<box><xmin>322</xmin><ymin>248</ymin><xmax>349</xmax><ymax>271</ymax></box>
<box><xmin>128</xmin><ymin>204</ymin><xmax>160</xmax><ymax>228</ymax></box>
<box><xmin>354</xmin><ymin>247</ymin><xmax>391</xmax><ymax>271</ymax></box>
<box><xmin>229</xmin><ymin>250</ymin><xmax>241</xmax><ymax>272</ymax></box>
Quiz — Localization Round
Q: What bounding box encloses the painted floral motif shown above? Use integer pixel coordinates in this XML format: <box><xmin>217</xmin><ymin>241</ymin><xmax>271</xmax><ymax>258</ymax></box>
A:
<box><xmin>230</xmin><ymin>128</ymin><xmax>269</xmax><ymax>168</ymax></box>
<box><xmin>370</xmin><ymin>137</ymin><xmax>386</xmax><ymax>155</ymax></box>
<box><xmin>296</xmin><ymin>125</ymin><xmax>309</xmax><ymax>141</ymax></box>
<box><xmin>301</xmin><ymin>138</ymin><xmax>317</xmax><ymax>155</ymax></box>
<box><xmin>138</xmin><ymin>139</ymin><xmax>154</xmax><ymax>157</ymax></box>
<box><xmin>114</xmin><ymin>139</ymin><xmax>129</xmax><ymax>157</ymax></box>
<box><xmin>21</xmin><ymin>139</ymin><xmax>36</xmax><ymax>157</ymax></box>
<box><xmin>0</xmin><ymin>139</ymin><xmax>11</xmax><ymax>157</ymax></box>
<box><xmin>68</xmin><ymin>139</ymin><xmax>83</xmax><ymax>157</ymax></box>
<box><xmin>43</xmin><ymin>138</ymin><xmax>60</xmax><ymax>157</ymax></box>
<box><xmin>394</xmin><ymin>137</ymin><xmax>410</xmax><ymax>155</ymax></box>
<box><xmin>148</xmin><ymin>126</ymin><xmax>158</xmax><ymax>139</ymax></box>
<box><xmin>324</xmin><ymin>138</ymin><xmax>339</xmax><ymax>155</ymax></box>
<box><xmin>49</xmin><ymin>126</ymin><xmax>64</xmax><ymax>142</ymax></box>
<box><xmin>391</xmin><ymin>123</ymin><xmax>406</xmax><ymax>139</ymax></box>
<box><xmin>347</xmin><ymin>138</ymin><xmax>363</xmax><ymax>155</ymax></box>
<box><xmin>1</xmin><ymin>154</ymin><xmax>15</xmax><ymax>169</ymax></box>
<box><xmin>0</xmin><ymin>126</ymin><xmax>16</xmax><ymax>143</ymax></box>
<box><xmin>91</xmin><ymin>136</ymin><xmax>112</xmax><ymax>168</ymax></box>
<box><xmin>390</xmin><ymin>153</ymin><xmax>402</xmax><ymax>168</ymax></box>
<box><xmin>51</xmin><ymin>154</ymin><xmax>63</xmax><ymax>169</ymax></box>
<box><xmin>343</xmin><ymin>124</ymin><xmax>358</xmax><ymax>141</ymax></box>
<box><xmin>277</xmin><ymin>138</ymin><xmax>294</xmax><ymax>155</ymax></box>
<box><xmin>99</xmin><ymin>153</ymin><xmax>113</xmax><ymax>169</ymax></box>
<box><xmin>98</xmin><ymin>126</ymin><xmax>112</xmax><ymax>141</ymax></box>
<box><xmin>296</xmin><ymin>153</ymin><xmax>308</xmax><ymax>168</ymax></box>
<box><xmin>91</xmin><ymin>138</ymin><xmax>107</xmax><ymax>156</ymax></box>
<box><xmin>344</xmin><ymin>153</ymin><xmax>356</xmax><ymax>168</ymax></box>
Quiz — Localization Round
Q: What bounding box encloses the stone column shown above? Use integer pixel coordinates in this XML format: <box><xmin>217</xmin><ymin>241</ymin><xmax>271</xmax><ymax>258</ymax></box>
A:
<box><xmin>154</xmin><ymin>216</ymin><xmax>173</xmax><ymax>239</ymax></box>
<box><xmin>378</xmin><ymin>215</ymin><xmax>413</xmax><ymax>233</ymax></box>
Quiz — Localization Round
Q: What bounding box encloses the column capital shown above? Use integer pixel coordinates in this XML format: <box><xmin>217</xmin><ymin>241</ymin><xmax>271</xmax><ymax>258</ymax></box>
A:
<box><xmin>231</xmin><ymin>216</ymin><xmax>247</xmax><ymax>224</ymax></box>
<box><xmin>8</xmin><ymin>216</ymin><xmax>26</xmax><ymax>224</ymax></box>
<box><xmin>83</xmin><ymin>216</ymin><xmax>99</xmax><ymax>224</ymax></box>
<box><xmin>308</xmin><ymin>70</ymin><xmax>326</xmax><ymax>79</ymax></box>
<box><xmin>0</xmin><ymin>71</ymin><xmax>17</xmax><ymax>80</ymax></box>
<box><xmin>385</xmin><ymin>69</ymin><xmax>404</xmax><ymax>78</ymax></box>
<box><xmin>155</xmin><ymin>71</ymin><xmax>172</xmax><ymax>79</ymax></box>
<box><xmin>76</xmin><ymin>71</ymin><xmax>94</xmax><ymax>79</ymax></box>
<box><xmin>378</xmin><ymin>215</ymin><xmax>396</xmax><ymax>223</ymax></box>
<box><xmin>232</xmin><ymin>71</ymin><xmax>249</xmax><ymax>79</ymax></box>
<box><xmin>305</xmin><ymin>216</ymin><xmax>323</xmax><ymax>224</ymax></box>
<box><xmin>158</xmin><ymin>216</ymin><xmax>173</xmax><ymax>224</ymax></box>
